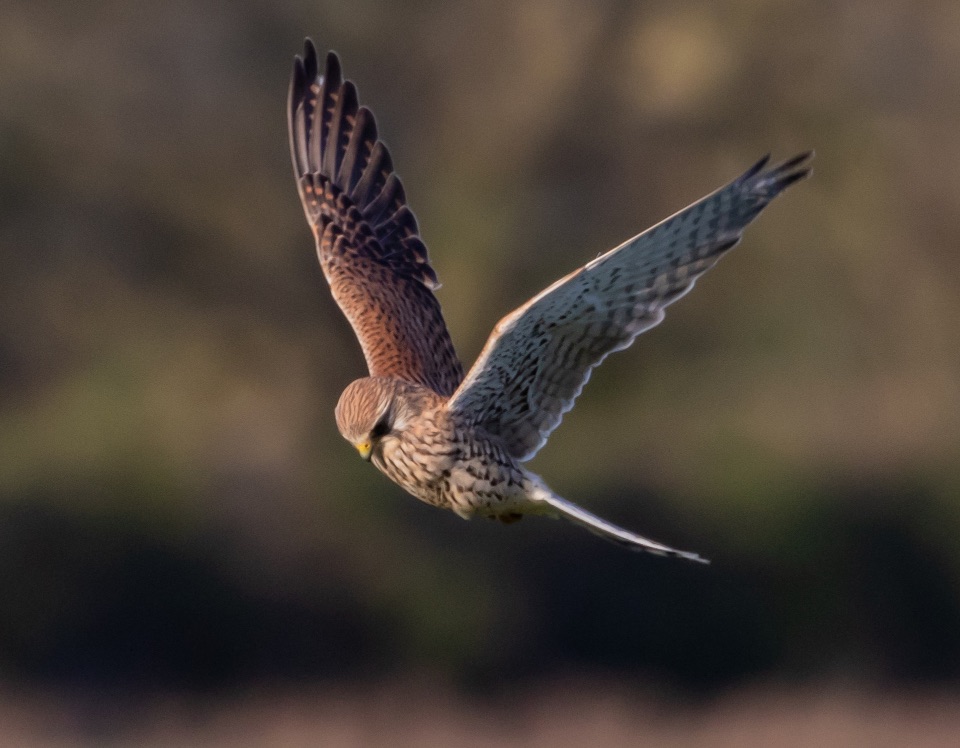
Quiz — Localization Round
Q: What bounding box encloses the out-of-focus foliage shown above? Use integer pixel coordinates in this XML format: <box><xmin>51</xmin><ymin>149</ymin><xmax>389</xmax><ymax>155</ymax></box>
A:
<box><xmin>1</xmin><ymin>0</ymin><xmax>959</xmax><ymax>710</ymax></box>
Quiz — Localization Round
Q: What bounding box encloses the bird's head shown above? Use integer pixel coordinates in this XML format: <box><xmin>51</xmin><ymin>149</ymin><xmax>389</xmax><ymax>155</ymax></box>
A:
<box><xmin>335</xmin><ymin>377</ymin><xmax>403</xmax><ymax>461</ymax></box>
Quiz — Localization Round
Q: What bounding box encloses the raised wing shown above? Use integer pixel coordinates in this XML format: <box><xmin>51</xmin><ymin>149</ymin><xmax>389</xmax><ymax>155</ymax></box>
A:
<box><xmin>289</xmin><ymin>40</ymin><xmax>463</xmax><ymax>396</ymax></box>
<box><xmin>447</xmin><ymin>153</ymin><xmax>813</xmax><ymax>460</ymax></box>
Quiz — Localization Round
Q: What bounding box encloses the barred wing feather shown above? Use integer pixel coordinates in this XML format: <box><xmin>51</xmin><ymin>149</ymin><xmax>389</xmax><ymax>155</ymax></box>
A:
<box><xmin>288</xmin><ymin>40</ymin><xmax>464</xmax><ymax>396</ymax></box>
<box><xmin>447</xmin><ymin>153</ymin><xmax>812</xmax><ymax>460</ymax></box>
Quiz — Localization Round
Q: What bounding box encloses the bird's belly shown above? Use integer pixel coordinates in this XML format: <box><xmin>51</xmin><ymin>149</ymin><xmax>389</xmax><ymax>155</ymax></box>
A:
<box><xmin>441</xmin><ymin>461</ymin><xmax>530</xmax><ymax>520</ymax></box>
<box><xmin>377</xmin><ymin>436</ymin><xmax>528</xmax><ymax>519</ymax></box>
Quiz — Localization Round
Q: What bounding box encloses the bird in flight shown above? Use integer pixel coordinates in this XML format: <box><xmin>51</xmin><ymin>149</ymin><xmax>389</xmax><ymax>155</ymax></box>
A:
<box><xmin>288</xmin><ymin>39</ymin><xmax>811</xmax><ymax>562</ymax></box>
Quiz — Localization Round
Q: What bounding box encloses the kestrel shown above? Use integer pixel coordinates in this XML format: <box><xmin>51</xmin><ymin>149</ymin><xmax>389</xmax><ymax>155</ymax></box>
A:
<box><xmin>288</xmin><ymin>39</ymin><xmax>811</xmax><ymax>562</ymax></box>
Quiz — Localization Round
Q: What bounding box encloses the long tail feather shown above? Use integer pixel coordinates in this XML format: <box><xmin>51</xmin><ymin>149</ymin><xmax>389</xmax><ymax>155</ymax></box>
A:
<box><xmin>536</xmin><ymin>490</ymin><xmax>709</xmax><ymax>564</ymax></box>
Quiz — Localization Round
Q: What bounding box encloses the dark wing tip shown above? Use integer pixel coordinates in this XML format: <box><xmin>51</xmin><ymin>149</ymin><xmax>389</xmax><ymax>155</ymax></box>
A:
<box><xmin>738</xmin><ymin>151</ymin><xmax>814</xmax><ymax>188</ymax></box>
<box><xmin>302</xmin><ymin>38</ymin><xmax>318</xmax><ymax>80</ymax></box>
<box><xmin>775</xmin><ymin>150</ymin><xmax>815</xmax><ymax>173</ymax></box>
<box><xmin>767</xmin><ymin>150</ymin><xmax>814</xmax><ymax>192</ymax></box>
<box><xmin>740</xmin><ymin>153</ymin><xmax>771</xmax><ymax>182</ymax></box>
<box><xmin>324</xmin><ymin>50</ymin><xmax>343</xmax><ymax>90</ymax></box>
<box><xmin>738</xmin><ymin>150</ymin><xmax>814</xmax><ymax>199</ymax></box>
<box><xmin>288</xmin><ymin>39</ymin><xmax>317</xmax><ymax>136</ymax></box>
<box><xmin>288</xmin><ymin>51</ymin><xmax>309</xmax><ymax>179</ymax></box>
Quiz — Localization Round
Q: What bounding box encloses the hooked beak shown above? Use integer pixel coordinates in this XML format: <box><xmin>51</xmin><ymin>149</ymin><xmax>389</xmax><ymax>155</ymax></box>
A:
<box><xmin>354</xmin><ymin>440</ymin><xmax>372</xmax><ymax>461</ymax></box>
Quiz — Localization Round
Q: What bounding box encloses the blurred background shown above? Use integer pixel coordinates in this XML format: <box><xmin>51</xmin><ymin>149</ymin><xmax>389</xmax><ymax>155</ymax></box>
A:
<box><xmin>2</xmin><ymin>0</ymin><xmax>960</xmax><ymax>745</ymax></box>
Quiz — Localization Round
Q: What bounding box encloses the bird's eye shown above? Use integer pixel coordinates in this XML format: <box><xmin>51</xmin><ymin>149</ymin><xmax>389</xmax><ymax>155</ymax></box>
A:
<box><xmin>370</xmin><ymin>413</ymin><xmax>391</xmax><ymax>440</ymax></box>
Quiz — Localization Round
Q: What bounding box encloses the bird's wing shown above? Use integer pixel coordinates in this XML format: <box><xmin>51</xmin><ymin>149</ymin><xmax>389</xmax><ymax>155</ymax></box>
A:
<box><xmin>289</xmin><ymin>40</ymin><xmax>463</xmax><ymax>396</ymax></box>
<box><xmin>447</xmin><ymin>153</ymin><xmax>812</xmax><ymax>460</ymax></box>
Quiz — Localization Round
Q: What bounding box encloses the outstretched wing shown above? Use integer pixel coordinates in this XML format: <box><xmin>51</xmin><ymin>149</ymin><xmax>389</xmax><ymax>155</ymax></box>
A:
<box><xmin>447</xmin><ymin>153</ymin><xmax>813</xmax><ymax>460</ymax></box>
<box><xmin>289</xmin><ymin>40</ymin><xmax>463</xmax><ymax>396</ymax></box>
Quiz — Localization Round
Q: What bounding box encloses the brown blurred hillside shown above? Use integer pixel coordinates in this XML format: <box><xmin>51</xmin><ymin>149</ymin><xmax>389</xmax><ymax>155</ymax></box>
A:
<box><xmin>1</xmin><ymin>0</ymin><xmax>959</xmax><ymax>743</ymax></box>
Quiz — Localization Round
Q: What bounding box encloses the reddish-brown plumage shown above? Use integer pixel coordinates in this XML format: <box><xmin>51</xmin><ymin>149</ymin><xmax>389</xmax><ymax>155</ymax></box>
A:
<box><xmin>289</xmin><ymin>41</ymin><xmax>463</xmax><ymax>397</ymax></box>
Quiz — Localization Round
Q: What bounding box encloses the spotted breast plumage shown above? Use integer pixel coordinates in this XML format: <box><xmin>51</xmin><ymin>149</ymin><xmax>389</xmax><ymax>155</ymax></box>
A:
<box><xmin>289</xmin><ymin>39</ymin><xmax>812</xmax><ymax>562</ymax></box>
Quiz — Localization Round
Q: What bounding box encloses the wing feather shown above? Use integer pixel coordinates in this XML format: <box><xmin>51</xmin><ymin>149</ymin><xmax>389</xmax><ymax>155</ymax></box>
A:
<box><xmin>289</xmin><ymin>40</ymin><xmax>463</xmax><ymax>396</ymax></box>
<box><xmin>447</xmin><ymin>153</ymin><xmax>813</xmax><ymax>460</ymax></box>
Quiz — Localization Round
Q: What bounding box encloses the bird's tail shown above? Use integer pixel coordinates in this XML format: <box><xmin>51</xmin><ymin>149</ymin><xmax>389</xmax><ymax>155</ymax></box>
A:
<box><xmin>530</xmin><ymin>484</ymin><xmax>709</xmax><ymax>564</ymax></box>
